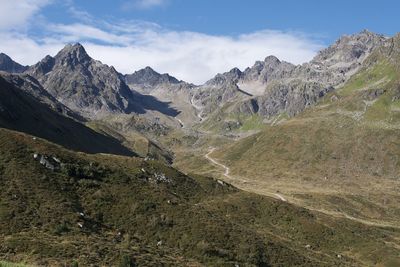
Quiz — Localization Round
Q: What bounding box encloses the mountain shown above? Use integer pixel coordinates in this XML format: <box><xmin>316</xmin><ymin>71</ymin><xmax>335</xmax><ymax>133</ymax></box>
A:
<box><xmin>0</xmin><ymin>74</ymin><xmax>134</xmax><ymax>156</ymax></box>
<box><xmin>0</xmin><ymin>53</ymin><xmax>28</xmax><ymax>73</ymax></box>
<box><xmin>190</xmin><ymin>30</ymin><xmax>388</xmax><ymax>132</ymax></box>
<box><xmin>125</xmin><ymin>66</ymin><xmax>181</xmax><ymax>94</ymax></box>
<box><xmin>205</xmin><ymin>32</ymin><xmax>400</xmax><ymax>230</ymax></box>
<box><xmin>205</xmin><ymin>67</ymin><xmax>243</xmax><ymax>87</ymax></box>
<box><xmin>124</xmin><ymin>67</ymin><xmax>200</xmax><ymax>127</ymax></box>
<box><xmin>250</xmin><ymin>30</ymin><xmax>387</xmax><ymax>117</ymax></box>
<box><xmin>26</xmin><ymin>43</ymin><xmax>141</xmax><ymax>119</ymax></box>
<box><xmin>1</xmin><ymin>30</ymin><xmax>400</xmax><ymax>267</ymax></box>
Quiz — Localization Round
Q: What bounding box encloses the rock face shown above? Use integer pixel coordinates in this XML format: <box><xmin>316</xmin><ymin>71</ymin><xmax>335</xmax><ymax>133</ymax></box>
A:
<box><xmin>124</xmin><ymin>67</ymin><xmax>199</xmax><ymax>126</ymax></box>
<box><xmin>0</xmin><ymin>53</ymin><xmax>28</xmax><ymax>73</ymax></box>
<box><xmin>26</xmin><ymin>43</ymin><xmax>139</xmax><ymax>118</ymax></box>
<box><xmin>205</xmin><ymin>67</ymin><xmax>243</xmax><ymax>87</ymax></box>
<box><xmin>191</xmin><ymin>30</ymin><xmax>388</xmax><ymax>120</ymax></box>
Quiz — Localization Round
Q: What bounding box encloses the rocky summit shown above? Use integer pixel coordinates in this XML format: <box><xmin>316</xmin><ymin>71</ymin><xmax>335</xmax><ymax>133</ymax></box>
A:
<box><xmin>26</xmin><ymin>44</ymin><xmax>139</xmax><ymax>118</ymax></box>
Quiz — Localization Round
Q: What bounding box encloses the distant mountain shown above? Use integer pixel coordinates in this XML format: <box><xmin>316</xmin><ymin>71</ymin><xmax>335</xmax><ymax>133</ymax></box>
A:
<box><xmin>0</xmin><ymin>31</ymin><xmax>388</xmax><ymax>129</ymax></box>
<box><xmin>205</xmin><ymin>67</ymin><xmax>243</xmax><ymax>87</ymax></box>
<box><xmin>125</xmin><ymin>66</ymin><xmax>181</xmax><ymax>94</ymax></box>
<box><xmin>26</xmin><ymin>43</ymin><xmax>140</xmax><ymax>119</ymax></box>
<box><xmin>0</xmin><ymin>74</ymin><xmax>134</xmax><ymax>156</ymax></box>
<box><xmin>0</xmin><ymin>53</ymin><xmax>28</xmax><ymax>73</ymax></box>
<box><xmin>191</xmin><ymin>30</ymin><xmax>388</xmax><ymax>129</ymax></box>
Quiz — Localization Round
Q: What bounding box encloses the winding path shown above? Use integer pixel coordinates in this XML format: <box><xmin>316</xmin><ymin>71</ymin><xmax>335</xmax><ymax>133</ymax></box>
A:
<box><xmin>205</xmin><ymin>148</ymin><xmax>231</xmax><ymax>178</ymax></box>
<box><xmin>205</xmin><ymin>147</ymin><xmax>287</xmax><ymax>202</ymax></box>
<box><xmin>204</xmin><ymin>149</ymin><xmax>400</xmax><ymax>228</ymax></box>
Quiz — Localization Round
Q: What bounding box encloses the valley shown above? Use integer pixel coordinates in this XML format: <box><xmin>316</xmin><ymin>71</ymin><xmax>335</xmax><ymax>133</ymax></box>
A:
<box><xmin>0</xmin><ymin>29</ymin><xmax>400</xmax><ymax>266</ymax></box>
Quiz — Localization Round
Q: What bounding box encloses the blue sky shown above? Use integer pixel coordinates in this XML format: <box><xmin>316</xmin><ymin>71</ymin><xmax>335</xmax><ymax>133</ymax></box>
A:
<box><xmin>0</xmin><ymin>0</ymin><xmax>398</xmax><ymax>83</ymax></box>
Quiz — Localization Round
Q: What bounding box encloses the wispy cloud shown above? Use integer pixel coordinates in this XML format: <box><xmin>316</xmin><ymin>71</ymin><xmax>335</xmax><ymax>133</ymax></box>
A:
<box><xmin>122</xmin><ymin>0</ymin><xmax>168</xmax><ymax>10</ymax></box>
<box><xmin>0</xmin><ymin>0</ymin><xmax>52</xmax><ymax>30</ymax></box>
<box><xmin>0</xmin><ymin>2</ymin><xmax>325</xmax><ymax>84</ymax></box>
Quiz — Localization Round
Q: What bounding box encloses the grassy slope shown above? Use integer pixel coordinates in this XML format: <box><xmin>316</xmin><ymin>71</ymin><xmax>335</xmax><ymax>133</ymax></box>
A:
<box><xmin>1</xmin><ymin>128</ymin><xmax>399</xmax><ymax>266</ymax></box>
<box><xmin>0</xmin><ymin>262</ymin><xmax>30</xmax><ymax>267</ymax></box>
<box><xmin>87</xmin><ymin>120</ymin><xmax>173</xmax><ymax>164</ymax></box>
<box><xmin>208</xmin><ymin>35</ymin><xmax>400</xmax><ymax>231</ymax></box>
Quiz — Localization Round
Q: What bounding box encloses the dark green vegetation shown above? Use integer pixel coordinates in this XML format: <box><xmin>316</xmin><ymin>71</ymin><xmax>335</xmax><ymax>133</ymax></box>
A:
<box><xmin>0</xmin><ymin>262</ymin><xmax>30</xmax><ymax>267</ymax></box>
<box><xmin>1</xmin><ymin>128</ymin><xmax>399</xmax><ymax>266</ymax></box>
<box><xmin>0</xmin><ymin>76</ymin><xmax>134</xmax><ymax>156</ymax></box>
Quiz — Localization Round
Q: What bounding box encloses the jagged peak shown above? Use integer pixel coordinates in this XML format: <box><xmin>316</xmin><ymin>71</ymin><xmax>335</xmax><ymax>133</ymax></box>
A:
<box><xmin>125</xmin><ymin>66</ymin><xmax>180</xmax><ymax>86</ymax></box>
<box><xmin>60</xmin><ymin>42</ymin><xmax>85</xmax><ymax>52</ymax></box>
<box><xmin>0</xmin><ymin>53</ymin><xmax>28</xmax><ymax>73</ymax></box>
<box><xmin>359</xmin><ymin>29</ymin><xmax>374</xmax><ymax>35</ymax></box>
<box><xmin>264</xmin><ymin>55</ymin><xmax>281</xmax><ymax>64</ymax></box>
<box><xmin>228</xmin><ymin>67</ymin><xmax>242</xmax><ymax>75</ymax></box>
<box><xmin>55</xmin><ymin>43</ymin><xmax>91</xmax><ymax>63</ymax></box>
<box><xmin>130</xmin><ymin>66</ymin><xmax>161</xmax><ymax>77</ymax></box>
<box><xmin>143</xmin><ymin>66</ymin><xmax>156</xmax><ymax>72</ymax></box>
<box><xmin>41</xmin><ymin>55</ymin><xmax>54</xmax><ymax>62</ymax></box>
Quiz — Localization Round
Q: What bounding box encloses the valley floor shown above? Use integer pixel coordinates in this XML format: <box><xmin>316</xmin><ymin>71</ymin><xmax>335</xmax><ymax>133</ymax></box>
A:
<box><xmin>172</xmin><ymin>128</ymin><xmax>400</xmax><ymax>230</ymax></box>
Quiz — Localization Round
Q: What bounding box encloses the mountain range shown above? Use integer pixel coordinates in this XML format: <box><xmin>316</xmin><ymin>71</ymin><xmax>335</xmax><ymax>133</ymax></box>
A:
<box><xmin>1</xmin><ymin>30</ymin><xmax>400</xmax><ymax>266</ymax></box>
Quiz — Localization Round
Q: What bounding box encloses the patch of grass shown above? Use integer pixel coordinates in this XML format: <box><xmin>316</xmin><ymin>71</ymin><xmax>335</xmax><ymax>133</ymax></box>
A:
<box><xmin>339</xmin><ymin>59</ymin><xmax>398</xmax><ymax>96</ymax></box>
<box><xmin>0</xmin><ymin>261</ymin><xmax>31</xmax><ymax>267</ymax></box>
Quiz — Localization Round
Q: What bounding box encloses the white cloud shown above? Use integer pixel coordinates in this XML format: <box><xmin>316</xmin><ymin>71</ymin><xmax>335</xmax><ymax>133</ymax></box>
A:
<box><xmin>122</xmin><ymin>0</ymin><xmax>168</xmax><ymax>10</ymax></box>
<box><xmin>95</xmin><ymin>29</ymin><xmax>322</xmax><ymax>85</ymax></box>
<box><xmin>0</xmin><ymin>2</ymin><xmax>324</xmax><ymax>84</ymax></box>
<box><xmin>0</xmin><ymin>0</ymin><xmax>51</xmax><ymax>30</ymax></box>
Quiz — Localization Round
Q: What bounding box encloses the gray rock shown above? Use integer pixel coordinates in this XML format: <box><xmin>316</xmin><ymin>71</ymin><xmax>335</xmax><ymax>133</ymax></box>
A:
<box><xmin>0</xmin><ymin>53</ymin><xmax>28</xmax><ymax>73</ymax></box>
<box><xmin>26</xmin><ymin>43</ymin><xmax>140</xmax><ymax>119</ymax></box>
<box><xmin>190</xmin><ymin>30</ymin><xmax>387</xmax><ymax>121</ymax></box>
<box><xmin>125</xmin><ymin>66</ymin><xmax>180</xmax><ymax>94</ymax></box>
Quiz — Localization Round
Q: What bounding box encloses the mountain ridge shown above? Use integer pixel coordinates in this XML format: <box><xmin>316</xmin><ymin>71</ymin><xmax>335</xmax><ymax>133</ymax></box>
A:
<box><xmin>0</xmin><ymin>30</ymin><xmax>392</xmax><ymax>128</ymax></box>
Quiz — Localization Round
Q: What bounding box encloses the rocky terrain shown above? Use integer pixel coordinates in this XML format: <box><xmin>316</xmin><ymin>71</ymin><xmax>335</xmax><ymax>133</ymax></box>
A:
<box><xmin>26</xmin><ymin>44</ymin><xmax>140</xmax><ymax>119</ymax></box>
<box><xmin>189</xmin><ymin>30</ymin><xmax>388</xmax><ymax>129</ymax></box>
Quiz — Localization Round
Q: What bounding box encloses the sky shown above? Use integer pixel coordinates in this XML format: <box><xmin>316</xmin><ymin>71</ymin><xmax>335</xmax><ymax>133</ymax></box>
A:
<box><xmin>0</xmin><ymin>0</ymin><xmax>398</xmax><ymax>84</ymax></box>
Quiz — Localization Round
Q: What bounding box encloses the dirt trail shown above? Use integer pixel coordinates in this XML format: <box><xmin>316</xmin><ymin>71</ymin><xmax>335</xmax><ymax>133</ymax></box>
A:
<box><xmin>204</xmin><ymin>148</ymin><xmax>400</xmax><ymax>228</ymax></box>
<box><xmin>205</xmin><ymin>147</ymin><xmax>287</xmax><ymax>202</ymax></box>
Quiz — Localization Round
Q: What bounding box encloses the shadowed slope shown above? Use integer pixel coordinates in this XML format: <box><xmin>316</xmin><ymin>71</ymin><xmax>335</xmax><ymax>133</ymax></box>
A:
<box><xmin>0</xmin><ymin>76</ymin><xmax>135</xmax><ymax>156</ymax></box>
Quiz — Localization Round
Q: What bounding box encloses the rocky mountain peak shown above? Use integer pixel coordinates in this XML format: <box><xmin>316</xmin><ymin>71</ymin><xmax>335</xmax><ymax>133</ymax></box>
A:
<box><xmin>228</xmin><ymin>67</ymin><xmax>242</xmax><ymax>76</ymax></box>
<box><xmin>240</xmin><ymin>55</ymin><xmax>294</xmax><ymax>85</ymax></box>
<box><xmin>125</xmin><ymin>66</ymin><xmax>180</xmax><ymax>88</ymax></box>
<box><xmin>26</xmin><ymin>43</ymin><xmax>139</xmax><ymax>118</ymax></box>
<box><xmin>55</xmin><ymin>43</ymin><xmax>91</xmax><ymax>66</ymax></box>
<box><xmin>312</xmin><ymin>30</ymin><xmax>386</xmax><ymax>66</ymax></box>
<box><xmin>263</xmin><ymin>55</ymin><xmax>281</xmax><ymax>64</ymax></box>
<box><xmin>0</xmin><ymin>53</ymin><xmax>28</xmax><ymax>73</ymax></box>
<box><xmin>205</xmin><ymin>67</ymin><xmax>243</xmax><ymax>87</ymax></box>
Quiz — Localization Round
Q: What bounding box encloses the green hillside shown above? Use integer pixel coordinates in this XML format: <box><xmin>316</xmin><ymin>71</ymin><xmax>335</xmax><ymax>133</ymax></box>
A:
<box><xmin>1</xmin><ymin>128</ymin><xmax>399</xmax><ymax>266</ymax></box>
<box><xmin>208</xmin><ymin>34</ymin><xmax>400</xmax><ymax>230</ymax></box>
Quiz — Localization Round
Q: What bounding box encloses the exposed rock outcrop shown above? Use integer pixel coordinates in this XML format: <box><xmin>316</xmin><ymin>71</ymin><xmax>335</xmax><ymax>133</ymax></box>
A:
<box><xmin>26</xmin><ymin>43</ymin><xmax>140</xmax><ymax>119</ymax></box>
